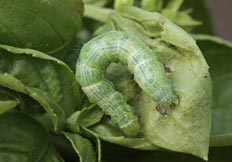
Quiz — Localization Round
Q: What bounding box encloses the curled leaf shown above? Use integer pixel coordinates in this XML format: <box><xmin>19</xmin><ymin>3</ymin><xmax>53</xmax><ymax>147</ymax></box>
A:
<box><xmin>64</xmin><ymin>132</ymin><xmax>97</xmax><ymax>162</ymax></box>
<box><xmin>0</xmin><ymin>87</ymin><xmax>19</xmax><ymax>113</ymax></box>
<box><xmin>0</xmin><ymin>44</ymin><xmax>79</xmax><ymax>131</ymax></box>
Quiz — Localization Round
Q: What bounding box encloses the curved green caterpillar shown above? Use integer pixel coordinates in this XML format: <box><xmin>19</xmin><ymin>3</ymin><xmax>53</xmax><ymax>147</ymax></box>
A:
<box><xmin>76</xmin><ymin>31</ymin><xmax>177</xmax><ymax>137</ymax></box>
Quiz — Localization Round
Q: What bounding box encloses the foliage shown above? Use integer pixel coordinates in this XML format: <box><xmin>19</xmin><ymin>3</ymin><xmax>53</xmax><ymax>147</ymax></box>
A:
<box><xmin>0</xmin><ymin>0</ymin><xmax>231</xmax><ymax>162</ymax></box>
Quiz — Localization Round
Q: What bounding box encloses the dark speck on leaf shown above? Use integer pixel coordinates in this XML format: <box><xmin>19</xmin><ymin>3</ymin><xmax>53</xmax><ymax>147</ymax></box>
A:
<box><xmin>163</xmin><ymin>64</ymin><xmax>171</xmax><ymax>73</ymax></box>
<box><xmin>156</xmin><ymin>105</ymin><xmax>168</xmax><ymax>116</ymax></box>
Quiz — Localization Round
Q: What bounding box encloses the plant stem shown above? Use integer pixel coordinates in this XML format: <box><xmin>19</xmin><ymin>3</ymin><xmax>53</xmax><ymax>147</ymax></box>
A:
<box><xmin>84</xmin><ymin>4</ymin><xmax>114</xmax><ymax>22</ymax></box>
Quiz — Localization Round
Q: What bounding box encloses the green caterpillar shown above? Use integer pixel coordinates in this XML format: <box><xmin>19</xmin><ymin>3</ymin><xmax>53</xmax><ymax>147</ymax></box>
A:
<box><xmin>76</xmin><ymin>31</ymin><xmax>177</xmax><ymax>137</ymax></box>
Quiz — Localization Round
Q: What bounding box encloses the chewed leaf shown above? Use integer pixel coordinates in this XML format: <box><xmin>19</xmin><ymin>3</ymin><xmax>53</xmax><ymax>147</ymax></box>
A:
<box><xmin>104</xmin><ymin>49</ymin><xmax>211</xmax><ymax>159</ymax></box>
<box><xmin>0</xmin><ymin>45</ymin><xmax>80</xmax><ymax>131</ymax></box>
<box><xmin>136</xmin><ymin>55</ymin><xmax>211</xmax><ymax>159</ymax></box>
<box><xmin>0</xmin><ymin>112</ymin><xmax>49</xmax><ymax>162</ymax></box>
<box><xmin>136</xmin><ymin>29</ymin><xmax>211</xmax><ymax>159</ymax></box>
<box><xmin>85</xmin><ymin>6</ymin><xmax>211</xmax><ymax>159</ymax></box>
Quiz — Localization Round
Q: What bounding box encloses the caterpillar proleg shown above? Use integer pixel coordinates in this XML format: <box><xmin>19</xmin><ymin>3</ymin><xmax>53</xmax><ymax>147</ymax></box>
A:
<box><xmin>76</xmin><ymin>31</ymin><xmax>177</xmax><ymax>137</ymax></box>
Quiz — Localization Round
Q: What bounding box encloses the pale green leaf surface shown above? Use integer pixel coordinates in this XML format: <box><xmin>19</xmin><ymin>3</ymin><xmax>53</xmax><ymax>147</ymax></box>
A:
<box><xmin>0</xmin><ymin>112</ymin><xmax>49</xmax><ymax>162</ymax></box>
<box><xmin>83</xmin><ymin>0</ymin><xmax>108</xmax><ymax>7</ymax></box>
<box><xmin>114</xmin><ymin>0</ymin><xmax>134</xmax><ymax>10</ymax></box>
<box><xmin>90</xmin><ymin>7</ymin><xmax>211</xmax><ymax>159</ymax></box>
<box><xmin>141</xmin><ymin>0</ymin><xmax>163</xmax><ymax>12</ymax></box>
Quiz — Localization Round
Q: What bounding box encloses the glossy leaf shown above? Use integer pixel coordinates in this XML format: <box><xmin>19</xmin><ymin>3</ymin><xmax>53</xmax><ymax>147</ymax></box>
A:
<box><xmin>0</xmin><ymin>45</ymin><xmax>79</xmax><ymax>131</ymax></box>
<box><xmin>194</xmin><ymin>34</ymin><xmax>232</xmax><ymax>147</ymax></box>
<box><xmin>0</xmin><ymin>112</ymin><xmax>49</xmax><ymax>162</ymax></box>
<box><xmin>63</xmin><ymin>37</ymin><xmax>84</xmax><ymax>72</ymax></box>
<box><xmin>0</xmin><ymin>0</ymin><xmax>83</xmax><ymax>54</ymax></box>
<box><xmin>81</xmin><ymin>127</ymin><xmax>102</xmax><ymax>162</ymax></box>
<box><xmin>39</xmin><ymin>144</ymin><xmax>65</xmax><ymax>162</ymax></box>
<box><xmin>0</xmin><ymin>87</ymin><xmax>19</xmax><ymax>113</ymax></box>
<box><xmin>64</xmin><ymin>132</ymin><xmax>97</xmax><ymax>162</ymax></box>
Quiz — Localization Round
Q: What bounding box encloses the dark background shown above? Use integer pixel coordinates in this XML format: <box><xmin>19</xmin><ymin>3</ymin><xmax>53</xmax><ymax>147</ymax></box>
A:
<box><xmin>206</xmin><ymin>0</ymin><xmax>232</xmax><ymax>41</ymax></box>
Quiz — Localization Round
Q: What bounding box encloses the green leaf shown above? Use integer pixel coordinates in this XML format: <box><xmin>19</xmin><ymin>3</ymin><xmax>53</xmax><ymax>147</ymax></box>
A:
<box><xmin>92</xmin><ymin>7</ymin><xmax>211</xmax><ymax>159</ymax></box>
<box><xmin>63</xmin><ymin>37</ymin><xmax>85</xmax><ymax>72</ymax></box>
<box><xmin>0</xmin><ymin>0</ymin><xmax>83</xmax><ymax>54</ymax></box>
<box><xmin>81</xmin><ymin>127</ymin><xmax>102</xmax><ymax>162</ymax></box>
<box><xmin>64</xmin><ymin>132</ymin><xmax>97</xmax><ymax>162</ymax></box>
<box><xmin>0</xmin><ymin>87</ymin><xmax>19</xmax><ymax>113</ymax></box>
<box><xmin>83</xmin><ymin>0</ymin><xmax>108</xmax><ymax>7</ymax></box>
<box><xmin>160</xmin><ymin>0</ymin><xmax>201</xmax><ymax>32</ymax></box>
<box><xmin>39</xmin><ymin>143</ymin><xmax>65</xmax><ymax>162</ymax></box>
<box><xmin>194</xmin><ymin>34</ymin><xmax>232</xmax><ymax>147</ymax></box>
<box><xmin>114</xmin><ymin>0</ymin><xmax>134</xmax><ymax>11</ymax></box>
<box><xmin>102</xmin><ymin>146</ymin><xmax>232</xmax><ymax>162</ymax></box>
<box><xmin>181</xmin><ymin>0</ymin><xmax>214</xmax><ymax>34</ymax></box>
<box><xmin>66</xmin><ymin>105</ymin><xmax>104</xmax><ymax>133</ymax></box>
<box><xmin>65</xmin><ymin>105</ymin><xmax>103</xmax><ymax>162</ymax></box>
<box><xmin>0</xmin><ymin>100</ymin><xmax>19</xmax><ymax>113</ymax></box>
<box><xmin>89</xmin><ymin>121</ymin><xmax>160</xmax><ymax>150</ymax></box>
<box><xmin>0</xmin><ymin>45</ymin><xmax>80</xmax><ymax>131</ymax></box>
<box><xmin>0</xmin><ymin>112</ymin><xmax>49</xmax><ymax>162</ymax></box>
<box><xmin>51</xmin><ymin>134</ymin><xmax>79</xmax><ymax>162</ymax></box>
<box><xmin>141</xmin><ymin>0</ymin><xmax>163</xmax><ymax>12</ymax></box>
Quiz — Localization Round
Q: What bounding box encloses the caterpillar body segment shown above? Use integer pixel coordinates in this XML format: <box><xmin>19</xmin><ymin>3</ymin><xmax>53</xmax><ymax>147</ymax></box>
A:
<box><xmin>76</xmin><ymin>31</ymin><xmax>177</xmax><ymax>136</ymax></box>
